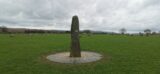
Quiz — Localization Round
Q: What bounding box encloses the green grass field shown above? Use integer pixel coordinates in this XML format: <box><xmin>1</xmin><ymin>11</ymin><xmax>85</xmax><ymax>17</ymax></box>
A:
<box><xmin>0</xmin><ymin>34</ymin><xmax>160</xmax><ymax>74</ymax></box>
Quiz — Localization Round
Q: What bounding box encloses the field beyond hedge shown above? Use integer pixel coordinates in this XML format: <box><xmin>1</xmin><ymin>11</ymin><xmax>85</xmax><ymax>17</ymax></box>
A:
<box><xmin>0</xmin><ymin>34</ymin><xmax>160</xmax><ymax>74</ymax></box>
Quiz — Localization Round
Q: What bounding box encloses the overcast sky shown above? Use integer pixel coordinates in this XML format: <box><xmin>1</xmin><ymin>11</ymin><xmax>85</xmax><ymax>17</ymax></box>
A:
<box><xmin>0</xmin><ymin>0</ymin><xmax>160</xmax><ymax>33</ymax></box>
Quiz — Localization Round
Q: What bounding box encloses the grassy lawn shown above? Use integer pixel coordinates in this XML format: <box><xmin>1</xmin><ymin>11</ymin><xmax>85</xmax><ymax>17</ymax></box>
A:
<box><xmin>0</xmin><ymin>34</ymin><xmax>160</xmax><ymax>74</ymax></box>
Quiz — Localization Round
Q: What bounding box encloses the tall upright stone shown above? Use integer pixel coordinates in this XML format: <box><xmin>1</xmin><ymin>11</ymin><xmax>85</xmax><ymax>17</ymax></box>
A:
<box><xmin>70</xmin><ymin>15</ymin><xmax>81</xmax><ymax>57</ymax></box>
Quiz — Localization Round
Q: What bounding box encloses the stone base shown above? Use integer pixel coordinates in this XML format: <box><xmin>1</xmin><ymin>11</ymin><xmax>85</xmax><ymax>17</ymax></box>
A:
<box><xmin>46</xmin><ymin>51</ymin><xmax>102</xmax><ymax>64</ymax></box>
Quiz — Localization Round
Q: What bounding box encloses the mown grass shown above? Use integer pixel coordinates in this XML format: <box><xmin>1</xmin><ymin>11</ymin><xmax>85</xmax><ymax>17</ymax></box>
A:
<box><xmin>0</xmin><ymin>34</ymin><xmax>160</xmax><ymax>74</ymax></box>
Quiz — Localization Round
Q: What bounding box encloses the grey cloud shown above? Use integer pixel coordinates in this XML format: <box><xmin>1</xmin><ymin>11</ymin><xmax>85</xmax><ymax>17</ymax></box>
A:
<box><xmin>0</xmin><ymin>0</ymin><xmax>160</xmax><ymax>33</ymax></box>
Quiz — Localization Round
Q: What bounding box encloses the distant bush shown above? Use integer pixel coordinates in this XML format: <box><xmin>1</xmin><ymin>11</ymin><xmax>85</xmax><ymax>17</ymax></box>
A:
<box><xmin>144</xmin><ymin>29</ymin><xmax>151</xmax><ymax>36</ymax></box>
<box><xmin>119</xmin><ymin>28</ymin><xmax>127</xmax><ymax>34</ymax></box>
<box><xmin>0</xmin><ymin>26</ymin><xmax>8</xmax><ymax>33</ymax></box>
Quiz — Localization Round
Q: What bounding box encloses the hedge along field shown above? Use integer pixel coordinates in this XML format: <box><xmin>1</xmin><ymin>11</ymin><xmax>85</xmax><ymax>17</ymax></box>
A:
<box><xmin>0</xmin><ymin>34</ymin><xmax>160</xmax><ymax>74</ymax></box>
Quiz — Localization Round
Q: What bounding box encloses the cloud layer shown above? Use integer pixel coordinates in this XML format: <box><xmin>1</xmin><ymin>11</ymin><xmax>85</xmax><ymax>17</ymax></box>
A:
<box><xmin>0</xmin><ymin>0</ymin><xmax>160</xmax><ymax>33</ymax></box>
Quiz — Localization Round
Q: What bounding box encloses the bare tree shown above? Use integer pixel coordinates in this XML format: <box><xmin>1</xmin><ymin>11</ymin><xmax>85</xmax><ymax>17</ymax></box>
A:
<box><xmin>144</xmin><ymin>29</ymin><xmax>151</xmax><ymax>36</ymax></box>
<box><xmin>119</xmin><ymin>28</ymin><xmax>127</xmax><ymax>34</ymax></box>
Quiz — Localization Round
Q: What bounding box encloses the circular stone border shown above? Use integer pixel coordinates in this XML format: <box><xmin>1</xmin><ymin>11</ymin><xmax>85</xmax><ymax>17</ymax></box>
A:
<box><xmin>46</xmin><ymin>51</ymin><xmax>102</xmax><ymax>64</ymax></box>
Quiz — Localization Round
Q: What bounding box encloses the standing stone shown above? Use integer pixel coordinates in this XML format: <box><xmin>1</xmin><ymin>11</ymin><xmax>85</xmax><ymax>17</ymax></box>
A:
<box><xmin>70</xmin><ymin>15</ymin><xmax>81</xmax><ymax>57</ymax></box>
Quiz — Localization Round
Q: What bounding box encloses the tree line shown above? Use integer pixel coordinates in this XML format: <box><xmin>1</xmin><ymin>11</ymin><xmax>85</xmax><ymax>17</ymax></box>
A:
<box><xmin>119</xmin><ymin>28</ymin><xmax>159</xmax><ymax>36</ymax></box>
<box><xmin>0</xmin><ymin>26</ymin><xmax>160</xmax><ymax>36</ymax></box>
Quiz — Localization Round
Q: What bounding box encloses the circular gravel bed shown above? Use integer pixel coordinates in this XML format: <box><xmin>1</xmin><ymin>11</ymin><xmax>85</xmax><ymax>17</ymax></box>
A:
<box><xmin>46</xmin><ymin>51</ymin><xmax>102</xmax><ymax>64</ymax></box>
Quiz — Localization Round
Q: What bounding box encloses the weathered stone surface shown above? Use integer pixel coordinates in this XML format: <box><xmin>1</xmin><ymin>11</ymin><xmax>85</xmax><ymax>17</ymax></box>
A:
<box><xmin>46</xmin><ymin>51</ymin><xmax>102</xmax><ymax>64</ymax></box>
<box><xmin>70</xmin><ymin>15</ymin><xmax>81</xmax><ymax>57</ymax></box>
